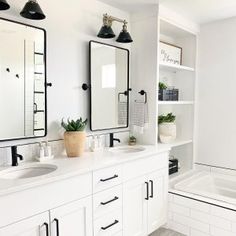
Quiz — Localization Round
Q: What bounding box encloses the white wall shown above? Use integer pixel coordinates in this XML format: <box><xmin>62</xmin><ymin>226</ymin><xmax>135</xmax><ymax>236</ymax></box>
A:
<box><xmin>0</xmin><ymin>0</ymin><xmax>131</xmax><ymax>147</ymax></box>
<box><xmin>130</xmin><ymin>7</ymin><xmax>159</xmax><ymax>145</ymax></box>
<box><xmin>196</xmin><ymin>17</ymin><xmax>236</xmax><ymax>170</ymax></box>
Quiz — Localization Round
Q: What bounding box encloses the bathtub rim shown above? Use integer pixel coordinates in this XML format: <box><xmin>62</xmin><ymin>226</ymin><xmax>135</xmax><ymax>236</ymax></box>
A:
<box><xmin>169</xmin><ymin>170</ymin><xmax>236</xmax><ymax>212</ymax></box>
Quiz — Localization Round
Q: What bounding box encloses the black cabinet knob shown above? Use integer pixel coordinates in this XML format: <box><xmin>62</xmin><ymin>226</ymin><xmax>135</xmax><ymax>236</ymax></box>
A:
<box><xmin>82</xmin><ymin>83</ymin><xmax>91</xmax><ymax>91</ymax></box>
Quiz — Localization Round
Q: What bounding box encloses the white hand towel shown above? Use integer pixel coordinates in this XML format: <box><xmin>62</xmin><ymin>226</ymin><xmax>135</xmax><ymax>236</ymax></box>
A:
<box><xmin>118</xmin><ymin>102</ymin><xmax>127</xmax><ymax>125</ymax></box>
<box><xmin>131</xmin><ymin>101</ymin><xmax>149</xmax><ymax>134</ymax></box>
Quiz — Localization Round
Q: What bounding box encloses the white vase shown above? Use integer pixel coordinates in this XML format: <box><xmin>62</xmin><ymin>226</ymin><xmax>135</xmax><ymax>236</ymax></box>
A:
<box><xmin>159</xmin><ymin>122</ymin><xmax>177</xmax><ymax>144</ymax></box>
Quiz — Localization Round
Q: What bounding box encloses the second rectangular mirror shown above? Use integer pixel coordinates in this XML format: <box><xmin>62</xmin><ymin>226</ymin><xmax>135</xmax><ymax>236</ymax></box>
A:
<box><xmin>89</xmin><ymin>41</ymin><xmax>130</xmax><ymax>131</ymax></box>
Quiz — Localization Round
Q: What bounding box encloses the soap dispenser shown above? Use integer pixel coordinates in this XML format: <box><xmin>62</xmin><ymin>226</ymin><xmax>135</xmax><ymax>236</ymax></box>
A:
<box><xmin>90</xmin><ymin>136</ymin><xmax>97</xmax><ymax>152</ymax></box>
<box><xmin>44</xmin><ymin>141</ymin><xmax>52</xmax><ymax>157</ymax></box>
<box><xmin>39</xmin><ymin>142</ymin><xmax>45</xmax><ymax>158</ymax></box>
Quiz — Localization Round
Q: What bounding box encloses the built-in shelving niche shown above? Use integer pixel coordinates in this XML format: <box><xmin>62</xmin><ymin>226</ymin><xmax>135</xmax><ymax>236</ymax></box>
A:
<box><xmin>158</xmin><ymin>18</ymin><xmax>197</xmax><ymax>179</ymax></box>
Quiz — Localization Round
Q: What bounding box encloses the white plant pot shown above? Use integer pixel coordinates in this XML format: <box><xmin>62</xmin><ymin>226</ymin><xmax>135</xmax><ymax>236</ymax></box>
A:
<box><xmin>159</xmin><ymin>122</ymin><xmax>177</xmax><ymax>144</ymax></box>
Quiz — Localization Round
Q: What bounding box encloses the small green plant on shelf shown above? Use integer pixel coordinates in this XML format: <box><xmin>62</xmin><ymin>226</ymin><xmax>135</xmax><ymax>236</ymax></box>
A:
<box><xmin>158</xmin><ymin>113</ymin><xmax>176</xmax><ymax>124</ymax></box>
<box><xmin>159</xmin><ymin>82</ymin><xmax>168</xmax><ymax>90</ymax></box>
<box><xmin>61</xmin><ymin>118</ymin><xmax>88</xmax><ymax>132</ymax></box>
<box><xmin>129</xmin><ymin>135</ymin><xmax>137</xmax><ymax>146</ymax></box>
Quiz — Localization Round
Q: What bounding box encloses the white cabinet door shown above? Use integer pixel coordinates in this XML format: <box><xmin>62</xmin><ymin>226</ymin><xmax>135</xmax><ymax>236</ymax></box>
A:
<box><xmin>123</xmin><ymin>175</ymin><xmax>147</xmax><ymax>236</ymax></box>
<box><xmin>0</xmin><ymin>212</ymin><xmax>49</xmax><ymax>236</ymax></box>
<box><xmin>147</xmin><ymin>169</ymin><xmax>168</xmax><ymax>235</ymax></box>
<box><xmin>50</xmin><ymin>196</ymin><xmax>93</xmax><ymax>236</ymax></box>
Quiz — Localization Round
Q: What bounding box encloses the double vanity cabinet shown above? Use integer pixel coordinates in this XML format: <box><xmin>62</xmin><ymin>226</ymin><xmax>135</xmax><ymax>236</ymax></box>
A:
<box><xmin>0</xmin><ymin>147</ymin><xmax>169</xmax><ymax>236</ymax></box>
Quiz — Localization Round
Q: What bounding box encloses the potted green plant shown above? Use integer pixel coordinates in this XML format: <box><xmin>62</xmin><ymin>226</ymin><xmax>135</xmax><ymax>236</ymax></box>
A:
<box><xmin>159</xmin><ymin>82</ymin><xmax>168</xmax><ymax>90</ymax></box>
<box><xmin>129</xmin><ymin>135</ymin><xmax>137</xmax><ymax>146</ymax></box>
<box><xmin>158</xmin><ymin>113</ymin><xmax>176</xmax><ymax>143</ymax></box>
<box><xmin>159</xmin><ymin>82</ymin><xmax>179</xmax><ymax>101</ymax></box>
<box><xmin>61</xmin><ymin>118</ymin><xmax>88</xmax><ymax>157</ymax></box>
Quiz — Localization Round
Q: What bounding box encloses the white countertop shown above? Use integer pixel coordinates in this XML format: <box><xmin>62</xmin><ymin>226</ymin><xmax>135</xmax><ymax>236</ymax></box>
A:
<box><xmin>0</xmin><ymin>145</ymin><xmax>170</xmax><ymax>196</ymax></box>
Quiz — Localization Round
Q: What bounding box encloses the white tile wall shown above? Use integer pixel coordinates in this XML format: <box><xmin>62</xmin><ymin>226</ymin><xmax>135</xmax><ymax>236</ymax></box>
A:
<box><xmin>0</xmin><ymin>132</ymin><xmax>128</xmax><ymax>166</ymax></box>
<box><xmin>0</xmin><ymin>140</ymin><xmax>65</xmax><ymax>166</ymax></box>
<box><xmin>167</xmin><ymin>193</ymin><xmax>236</xmax><ymax>236</ymax></box>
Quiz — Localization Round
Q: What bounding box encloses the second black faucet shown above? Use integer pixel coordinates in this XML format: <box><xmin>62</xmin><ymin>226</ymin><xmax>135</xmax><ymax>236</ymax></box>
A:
<box><xmin>109</xmin><ymin>133</ymin><xmax>121</xmax><ymax>147</ymax></box>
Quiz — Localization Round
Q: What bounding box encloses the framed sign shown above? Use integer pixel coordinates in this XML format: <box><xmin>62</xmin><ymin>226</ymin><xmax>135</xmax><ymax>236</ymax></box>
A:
<box><xmin>160</xmin><ymin>41</ymin><xmax>182</xmax><ymax>65</ymax></box>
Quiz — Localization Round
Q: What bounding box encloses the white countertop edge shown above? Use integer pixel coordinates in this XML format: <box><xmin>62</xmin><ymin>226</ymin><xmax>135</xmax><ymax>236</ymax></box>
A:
<box><xmin>0</xmin><ymin>145</ymin><xmax>170</xmax><ymax>197</ymax></box>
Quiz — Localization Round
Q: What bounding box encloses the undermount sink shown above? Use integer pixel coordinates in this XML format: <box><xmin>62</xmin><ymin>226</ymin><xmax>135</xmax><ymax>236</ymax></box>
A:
<box><xmin>109</xmin><ymin>146</ymin><xmax>146</xmax><ymax>154</ymax></box>
<box><xmin>0</xmin><ymin>164</ymin><xmax>57</xmax><ymax>180</ymax></box>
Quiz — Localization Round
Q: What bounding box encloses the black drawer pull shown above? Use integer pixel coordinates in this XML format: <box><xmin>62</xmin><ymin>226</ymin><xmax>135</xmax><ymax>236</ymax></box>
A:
<box><xmin>100</xmin><ymin>174</ymin><xmax>118</xmax><ymax>182</ymax></box>
<box><xmin>145</xmin><ymin>182</ymin><xmax>149</xmax><ymax>200</ymax></box>
<box><xmin>53</xmin><ymin>218</ymin><xmax>60</xmax><ymax>236</ymax></box>
<box><xmin>149</xmin><ymin>180</ymin><xmax>154</xmax><ymax>198</ymax></box>
<box><xmin>101</xmin><ymin>196</ymin><xmax>119</xmax><ymax>205</ymax></box>
<box><xmin>101</xmin><ymin>220</ymin><xmax>119</xmax><ymax>230</ymax></box>
<box><xmin>43</xmin><ymin>223</ymin><xmax>49</xmax><ymax>236</ymax></box>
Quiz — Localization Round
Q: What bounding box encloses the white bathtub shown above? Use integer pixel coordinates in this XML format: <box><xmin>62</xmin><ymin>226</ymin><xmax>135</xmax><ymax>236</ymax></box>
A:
<box><xmin>174</xmin><ymin>171</ymin><xmax>236</xmax><ymax>206</ymax></box>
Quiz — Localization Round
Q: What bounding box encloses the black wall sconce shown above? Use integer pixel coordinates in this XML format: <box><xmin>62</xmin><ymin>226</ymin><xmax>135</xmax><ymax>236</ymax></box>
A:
<box><xmin>20</xmin><ymin>0</ymin><xmax>46</xmax><ymax>20</ymax></box>
<box><xmin>97</xmin><ymin>13</ymin><xmax>133</xmax><ymax>43</ymax></box>
<box><xmin>0</xmin><ymin>0</ymin><xmax>46</xmax><ymax>20</ymax></box>
<box><xmin>0</xmin><ymin>0</ymin><xmax>10</xmax><ymax>10</ymax></box>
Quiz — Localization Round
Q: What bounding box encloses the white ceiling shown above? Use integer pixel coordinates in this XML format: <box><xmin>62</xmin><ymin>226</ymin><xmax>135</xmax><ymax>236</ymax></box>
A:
<box><xmin>100</xmin><ymin>0</ymin><xmax>236</xmax><ymax>24</ymax></box>
<box><xmin>99</xmin><ymin>0</ymin><xmax>159</xmax><ymax>12</ymax></box>
<box><xmin>160</xmin><ymin>0</ymin><xmax>236</xmax><ymax>24</ymax></box>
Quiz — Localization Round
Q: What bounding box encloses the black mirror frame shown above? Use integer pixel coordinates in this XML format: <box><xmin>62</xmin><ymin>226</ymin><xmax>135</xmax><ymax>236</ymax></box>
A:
<box><xmin>0</xmin><ymin>17</ymin><xmax>47</xmax><ymax>142</ymax></box>
<box><xmin>89</xmin><ymin>40</ymin><xmax>130</xmax><ymax>132</ymax></box>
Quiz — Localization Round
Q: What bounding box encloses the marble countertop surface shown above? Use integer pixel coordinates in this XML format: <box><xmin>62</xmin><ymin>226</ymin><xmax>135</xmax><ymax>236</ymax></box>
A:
<box><xmin>0</xmin><ymin>145</ymin><xmax>170</xmax><ymax>196</ymax></box>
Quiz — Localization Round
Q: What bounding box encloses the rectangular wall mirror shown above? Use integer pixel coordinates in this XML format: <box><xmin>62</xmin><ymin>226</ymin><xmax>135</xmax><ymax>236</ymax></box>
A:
<box><xmin>0</xmin><ymin>18</ymin><xmax>47</xmax><ymax>141</ymax></box>
<box><xmin>89</xmin><ymin>41</ymin><xmax>130</xmax><ymax>131</ymax></box>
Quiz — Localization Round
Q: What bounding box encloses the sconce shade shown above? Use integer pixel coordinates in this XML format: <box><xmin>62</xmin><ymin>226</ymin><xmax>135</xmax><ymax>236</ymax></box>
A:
<box><xmin>20</xmin><ymin>0</ymin><xmax>46</xmax><ymax>20</ymax></box>
<box><xmin>97</xmin><ymin>25</ymin><xmax>116</xmax><ymax>39</ymax></box>
<box><xmin>116</xmin><ymin>30</ymin><xmax>133</xmax><ymax>43</ymax></box>
<box><xmin>0</xmin><ymin>0</ymin><xmax>10</xmax><ymax>10</ymax></box>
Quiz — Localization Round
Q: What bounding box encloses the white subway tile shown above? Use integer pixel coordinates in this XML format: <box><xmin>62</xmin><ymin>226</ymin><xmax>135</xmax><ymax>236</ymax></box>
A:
<box><xmin>168</xmin><ymin>220</ymin><xmax>190</xmax><ymax>235</ymax></box>
<box><xmin>232</xmin><ymin>222</ymin><xmax>236</xmax><ymax>233</ymax></box>
<box><xmin>211</xmin><ymin>167</ymin><xmax>236</xmax><ymax>176</ymax></box>
<box><xmin>170</xmin><ymin>202</ymin><xmax>190</xmax><ymax>217</ymax></box>
<box><xmin>210</xmin><ymin>226</ymin><xmax>235</xmax><ymax>236</ymax></box>
<box><xmin>190</xmin><ymin>229</ymin><xmax>209</xmax><ymax>236</ymax></box>
<box><xmin>173</xmin><ymin>213</ymin><xmax>210</xmax><ymax>233</ymax></box>
<box><xmin>168</xmin><ymin>211</ymin><xmax>173</xmax><ymax>220</ymax></box>
<box><xmin>173</xmin><ymin>195</ymin><xmax>210</xmax><ymax>213</ymax></box>
<box><xmin>211</xmin><ymin>205</ymin><xmax>236</xmax><ymax>221</ymax></box>
<box><xmin>168</xmin><ymin>193</ymin><xmax>174</xmax><ymax>202</ymax></box>
<box><xmin>194</xmin><ymin>164</ymin><xmax>211</xmax><ymax>171</ymax></box>
<box><xmin>191</xmin><ymin>209</ymin><xmax>231</xmax><ymax>230</ymax></box>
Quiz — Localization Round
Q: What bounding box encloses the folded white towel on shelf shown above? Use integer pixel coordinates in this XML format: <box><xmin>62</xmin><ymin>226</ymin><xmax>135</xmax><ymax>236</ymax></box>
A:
<box><xmin>131</xmin><ymin>101</ymin><xmax>149</xmax><ymax>134</ymax></box>
<box><xmin>118</xmin><ymin>102</ymin><xmax>128</xmax><ymax>125</ymax></box>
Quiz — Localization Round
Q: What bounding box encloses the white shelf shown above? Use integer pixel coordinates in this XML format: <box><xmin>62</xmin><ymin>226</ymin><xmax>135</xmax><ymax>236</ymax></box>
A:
<box><xmin>158</xmin><ymin>101</ymin><xmax>194</xmax><ymax>105</ymax></box>
<box><xmin>159</xmin><ymin>63</ymin><xmax>195</xmax><ymax>73</ymax></box>
<box><xmin>158</xmin><ymin>139</ymin><xmax>193</xmax><ymax>149</ymax></box>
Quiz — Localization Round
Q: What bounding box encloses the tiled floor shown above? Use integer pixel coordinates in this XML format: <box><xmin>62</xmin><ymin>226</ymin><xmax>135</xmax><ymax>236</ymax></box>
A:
<box><xmin>150</xmin><ymin>228</ymin><xmax>185</xmax><ymax>236</ymax></box>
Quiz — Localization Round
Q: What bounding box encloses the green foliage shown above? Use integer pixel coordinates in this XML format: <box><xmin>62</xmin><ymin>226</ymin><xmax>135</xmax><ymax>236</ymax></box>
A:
<box><xmin>158</xmin><ymin>113</ymin><xmax>176</xmax><ymax>124</ymax></box>
<box><xmin>129</xmin><ymin>136</ymin><xmax>136</xmax><ymax>141</ymax></box>
<box><xmin>159</xmin><ymin>82</ymin><xmax>168</xmax><ymax>90</ymax></box>
<box><xmin>61</xmin><ymin>118</ymin><xmax>88</xmax><ymax>132</ymax></box>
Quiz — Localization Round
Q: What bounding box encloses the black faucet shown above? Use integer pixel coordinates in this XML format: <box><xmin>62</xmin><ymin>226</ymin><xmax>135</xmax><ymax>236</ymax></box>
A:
<box><xmin>109</xmin><ymin>133</ymin><xmax>121</xmax><ymax>147</ymax></box>
<box><xmin>11</xmin><ymin>146</ymin><xmax>23</xmax><ymax>166</ymax></box>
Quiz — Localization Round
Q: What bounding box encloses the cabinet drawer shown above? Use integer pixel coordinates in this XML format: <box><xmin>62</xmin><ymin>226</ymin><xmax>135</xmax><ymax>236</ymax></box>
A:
<box><xmin>123</xmin><ymin>153</ymin><xmax>168</xmax><ymax>182</ymax></box>
<box><xmin>93</xmin><ymin>185</ymin><xmax>122</xmax><ymax>219</ymax></box>
<box><xmin>93</xmin><ymin>165</ymin><xmax>122</xmax><ymax>193</ymax></box>
<box><xmin>94</xmin><ymin>210</ymin><xmax>122</xmax><ymax>236</ymax></box>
